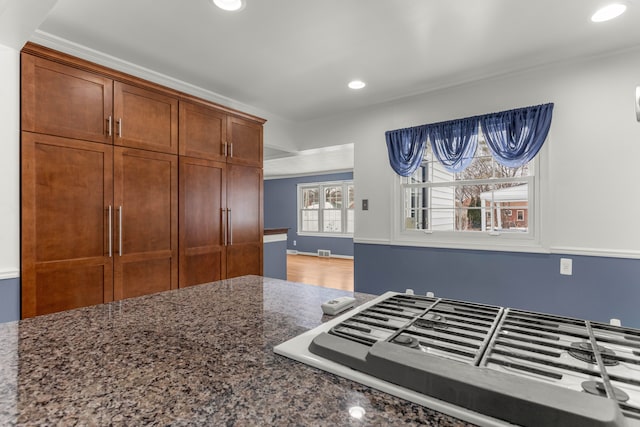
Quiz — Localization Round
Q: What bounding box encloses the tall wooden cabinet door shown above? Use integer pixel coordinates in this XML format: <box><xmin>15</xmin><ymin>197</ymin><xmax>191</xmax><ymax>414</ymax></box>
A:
<box><xmin>113</xmin><ymin>82</ymin><xmax>178</xmax><ymax>154</ymax></box>
<box><xmin>21</xmin><ymin>133</ymin><xmax>114</xmax><ymax>318</ymax></box>
<box><xmin>226</xmin><ymin>116</ymin><xmax>263</xmax><ymax>167</ymax></box>
<box><xmin>21</xmin><ymin>54</ymin><xmax>113</xmax><ymax>145</ymax></box>
<box><xmin>113</xmin><ymin>147</ymin><xmax>178</xmax><ymax>300</ymax></box>
<box><xmin>179</xmin><ymin>101</ymin><xmax>227</xmax><ymax>162</ymax></box>
<box><xmin>226</xmin><ymin>164</ymin><xmax>263</xmax><ymax>278</ymax></box>
<box><xmin>179</xmin><ymin>157</ymin><xmax>227</xmax><ymax>287</ymax></box>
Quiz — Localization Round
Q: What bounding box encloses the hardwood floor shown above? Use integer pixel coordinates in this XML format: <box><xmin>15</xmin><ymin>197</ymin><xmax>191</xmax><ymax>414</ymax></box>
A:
<box><xmin>287</xmin><ymin>254</ymin><xmax>354</xmax><ymax>292</ymax></box>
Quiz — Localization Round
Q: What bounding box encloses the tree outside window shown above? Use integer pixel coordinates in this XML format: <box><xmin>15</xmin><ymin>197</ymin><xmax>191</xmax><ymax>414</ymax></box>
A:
<box><xmin>401</xmin><ymin>134</ymin><xmax>533</xmax><ymax>235</ymax></box>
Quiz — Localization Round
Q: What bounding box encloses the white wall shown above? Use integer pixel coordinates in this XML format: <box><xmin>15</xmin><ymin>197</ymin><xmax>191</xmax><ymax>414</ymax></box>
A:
<box><xmin>297</xmin><ymin>47</ymin><xmax>640</xmax><ymax>258</ymax></box>
<box><xmin>262</xmin><ymin>114</ymin><xmax>298</xmax><ymax>152</ymax></box>
<box><xmin>0</xmin><ymin>45</ymin><xmax>20</xmax><ymax>279</ymax></box>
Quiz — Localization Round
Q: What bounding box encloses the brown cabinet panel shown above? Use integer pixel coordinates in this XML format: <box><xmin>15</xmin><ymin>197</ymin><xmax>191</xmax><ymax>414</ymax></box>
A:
<box><xmin>36</xmin><ymin>264</ymin><xmax>109</xmax><ymax>315</ymax></box>
<box><xmin>227</xmin><ymin>116</ymin><xmax>263</xmax><ymax>167</ymax></box>
<box><xmin>21</xmin><ymin>132</ymin><xmax>114</xmax><ymax>318</ymax></box>
<box><xmin>228</xmin><ymin>165</ymin><xmax>263</xmax><ymax>244</ymax></box>
<box><xmin>179</xmin><ymin>101</ymin><xmax>227</xmax><ymax>162</ymax></box>
<box><xmin>179</xmin><ymin>157</ymin><xmax>227</xmax><ymax>287</ymax></box>
<box><xmin>119</xmin><ymin>258</ymin><xmax>172</xmax><ymax>299</ymax></box>
<box><xmin>226</xmin><ymin>243</ymin><xmax>262</xmax><ymax>278</ymax></box>
<box><xmin>21</xmin><ymin>53</ymin><xmax>113</xmax><ymax>144</ymax></box>
<box><xmin>114</xmin><ymin>82</ymin><xmax>178</xmax><ymax>154</ymax></box>
<box><xmin>113</xmin><ymin>147</ymin><xmax>178</xmax><ymax>300</ymax></box>
<box><xmin>33</xmin><ymin>140</ymin><xmax>109</xmax><ymax>262</ymax></box>
<box><xmin>182</xmin><ymin>252</ymin><xmax>224</xmax><ymax>287</ymax></box>
<box><xmin>227</xmin><ymin>165</ymin><xmax>263</xmax><ymax>277</ymax></box>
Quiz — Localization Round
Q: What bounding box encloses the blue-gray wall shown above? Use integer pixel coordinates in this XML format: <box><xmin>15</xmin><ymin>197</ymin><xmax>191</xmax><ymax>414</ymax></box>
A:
<box><xmin>0</xmin><ymin>278</ymin><xmax>20</xmax><ymax>323</ymax></box>
<box><xmin>264</xmin><ymin>239</ymin><xmax>287</xmax><ymax>280</ymax></box>
<box><xmin>355</xmin><ymin>243</ymin><xmax>640</xmax><ymax>328</ymax></box>
<box><xmin>264</xmin><ymin>172</ymin><xmax>354</xmax><ymax>257</ymax></box>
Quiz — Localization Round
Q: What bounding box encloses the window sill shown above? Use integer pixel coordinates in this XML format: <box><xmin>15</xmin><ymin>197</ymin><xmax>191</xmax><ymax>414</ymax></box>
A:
<box><xmin>297</xmin><ymin>232</ymin><xmax>354</xmax><ymax>239</ymax></box>
<box><xmin>378</xmin><ymin>230</ymin><xmax>548</xmax><ymax>254</ymax></box>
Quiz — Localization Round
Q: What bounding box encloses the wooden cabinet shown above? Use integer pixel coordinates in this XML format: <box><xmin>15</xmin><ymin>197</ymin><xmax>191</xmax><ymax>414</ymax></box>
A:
<box><xmin>22</xmin><ymin>52</ymin><xmax>178</xmax><ymax>155</ymax></box>
<box><xmin>20</xmin><ymin>44</ymin><xmax>263</xmax><ymax>316</ymax></box>
<box><xmin>21</xmin><ymin>54</ymin><xmax>113</xmax><ymax>145</ymax></box>
<box><xmin>178</xmin><ymin>160</ymin><xmax>263</xmax><ymax>287</ymax></box>
<box><xmin>226</xmin><ymin>164</ymin><xmax>263</xmax><ymax>278</ymax></box>
<box><xmin>179</xmin><ymin>101</ymin><xmax>227</xmax><ymax>162</ymax></box>
<box><xmin>179</xmin><ymin>157</ymin><xmax>227</xmax><ymax>287</ymax></box>
<box><xmin>114</xmin><ymin>148</ymin><xmax>178</xmax><ymax>299</ymax></box>
<box><xmin>21</xmin><ymin>135</ymin><xmax>178</xmax><ymax>317</ymax></box>
<box><xmin>114</xmin><ymin>82</ymin><xmax>178</xmax><ymax>154</ymax></box>
<box><xmin>179</xmin><ymin>101</ymin><xmax>263</xmax><ymax>166</ymax></box>
<box><xmin>178</xmin><ymin>100</ymin><xmax>264</xmax><ymax>287</ymax></box>
<box><xmin>227</xmin><ymin>116</ymin><xmax>263</xmax><ymax>167</ymax></box>
<box><xmin>21</xmin><ymin>133</ymin><xmax>114</xmax><ymax>318</ymax></box>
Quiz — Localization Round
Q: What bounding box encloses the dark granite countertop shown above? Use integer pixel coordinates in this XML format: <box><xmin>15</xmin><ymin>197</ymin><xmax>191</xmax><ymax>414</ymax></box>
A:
<box><xmin>0</xmin><ymin>276</ymin><xmax>476</xmax><ymax>426</ymax></box>
<box><xmin>263</xmin><ymin>228</ymin><xmax>289</xmax><ymax>235</ymax></box>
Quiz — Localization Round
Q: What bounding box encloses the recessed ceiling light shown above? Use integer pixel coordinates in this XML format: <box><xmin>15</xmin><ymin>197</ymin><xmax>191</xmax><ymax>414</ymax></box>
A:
<box><xmin>213</xmin><ymin>0</ymin><xmax>245</xmax><ymax>11</ymax></box>
<box><xmin>591</xmin><ymin>3</ymin><xmax>627</xmax><ymax>22</ymax></box>
<box><xmin>348</xmin><ymin>80</ymin><xmax>366</xmax><ymax>90</ymax></box>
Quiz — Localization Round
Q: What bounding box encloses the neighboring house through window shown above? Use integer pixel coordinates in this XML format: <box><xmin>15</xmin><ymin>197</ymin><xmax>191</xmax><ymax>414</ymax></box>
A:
<box><xmin>298</xmin><ymin>181</ymin><xmax>354</xmax><ymax>236</ymax></box>
<box><xmin>399</xmin><ymin>131</ymin><xmax>537</xmax><ymax>244</ymax></box>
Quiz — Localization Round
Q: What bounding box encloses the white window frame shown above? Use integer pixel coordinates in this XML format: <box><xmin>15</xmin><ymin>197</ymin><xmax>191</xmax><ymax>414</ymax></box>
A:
<box><xmin>392</xmin><ymin>138</ymin><xmax>545</xmax><ymax>252</ymax></box>
<box><xmin>297</xmin><ymin>180</ymin><xmax>354</xmax><ymax>238</ymax></box>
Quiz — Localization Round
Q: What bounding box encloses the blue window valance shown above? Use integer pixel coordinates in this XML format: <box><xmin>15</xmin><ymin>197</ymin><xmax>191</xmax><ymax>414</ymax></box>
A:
<box><xmin>385</xmin><ymin>126</ymin><xmax>429</xmax><ymax>177</ymax></box>
<box><xmin>480</xmin><ymin>103</ymin><xmax>554</xmax><ymax>168</ymax></box>
<box><xmin>428</xmin><ymin>117</ymin><xmax>479</xmax><ymax>173</ymax></box>
<box><xmin>385</xmin><ymin>103</ymin><xmax>554</xmax><ymax>176</ymax></box>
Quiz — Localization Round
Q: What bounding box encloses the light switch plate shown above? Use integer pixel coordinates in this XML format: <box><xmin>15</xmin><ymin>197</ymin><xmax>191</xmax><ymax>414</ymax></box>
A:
<box><xmin>560</xmin><ymin>258</ymin><xmax>573</xmax><ymax>276</ymax></box>
<box><xmin>362</xmin><ymin>199</ymin><xmax>369</xmax><ymax>210</ymax></box>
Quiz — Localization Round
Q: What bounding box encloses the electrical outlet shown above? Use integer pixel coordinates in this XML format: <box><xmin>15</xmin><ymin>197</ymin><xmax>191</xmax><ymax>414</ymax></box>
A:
<box><xmin>362</xmin><ymin>199</ymin><xmax>369</xmax><ymax>210</ymax></box>
<box><xmin>560</xmin><ymin>258</ymin><xmax>573</xmax><ymax>276</ymax></box>
<box><xmin>293</xmin><ymin>240</ymin><xmax>296</xmax><ymax>246</ymax></box>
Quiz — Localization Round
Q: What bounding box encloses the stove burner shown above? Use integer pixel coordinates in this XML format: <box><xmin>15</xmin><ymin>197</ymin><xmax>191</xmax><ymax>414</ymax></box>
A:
<box><xmin>567</xmin><ymin>342</ymin><xmax>619</xmax><ymax>366</ymax></box>
<box><xmin>581</xmin><ymin>381</ymin><xmax>630</xmax><ymax>402</ymax></box>
<box><xmin>392</xmin><ymin>334</ymin><xmax>420</xmax><ymax>348</ymax></box>
<box><xmin>413</xmin><ymin>313</ymin><xmax>448</xmax><ymax>330</ymax></box>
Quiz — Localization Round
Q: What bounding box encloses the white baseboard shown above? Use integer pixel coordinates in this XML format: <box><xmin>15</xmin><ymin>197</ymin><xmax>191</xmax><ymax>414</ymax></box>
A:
<box><xmin>0</xmin><ymin>270</ymin><xmax>19</xmax><ymax>280</ymax></box>
<box><xmin>287</xmin><ymin>250</ymin><xmax>353</xmax><ymax>260</ymax></box>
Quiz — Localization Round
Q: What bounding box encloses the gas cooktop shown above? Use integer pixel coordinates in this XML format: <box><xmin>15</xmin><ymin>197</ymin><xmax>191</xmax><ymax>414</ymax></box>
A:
<box><xmin>274</xmin><ymin>292</ymin><xmax>640</xmax><ymax>427</ymax></box>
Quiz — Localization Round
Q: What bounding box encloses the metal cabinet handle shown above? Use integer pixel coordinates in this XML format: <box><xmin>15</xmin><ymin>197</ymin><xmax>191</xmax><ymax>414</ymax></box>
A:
<box><xmin>117</xmin><ymin>118</ymin><xmax>122</xmax><ymax>137</ymax></box>
<box><xmin>108</xmin><ymin>205</ymin><xmax>112</xmax><ymax>257</ymax></box>
<box><xmin>118</xmin><ymin>206</ymin><xmax>123</xmax><ymax>256</ymax></box>
<box><xmin>222</xmin><ymin>208</ymin><xmax>227</xmax><ymax>246</ymax></box>
<box><xmin>229</xmin><ymin>142</ymin><xmax>233</xmax><ymax>158</ymax></box>
<box><xmin>223</xmin><ymin>142</ymin><xmax>227</xmax><ymax>157</ymax></box>
<box><xmin>108</xmin><ymin>116</ymin><xmax>112</xmax><ymax>136</ymax></box>
<box><xmin>228</xmin><ymin>208</ymin><xmax>233</xmax><ymax>245</ymax></box>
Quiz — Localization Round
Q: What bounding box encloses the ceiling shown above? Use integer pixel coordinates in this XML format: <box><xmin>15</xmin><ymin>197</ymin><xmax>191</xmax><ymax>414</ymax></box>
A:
<box><xmin>33</xmin><ymin>0</ymin><xmax>640</xmax><ymax>175</ymax></box>
<box><xmin>264</xmin><ymin>143</ymin><xmax>353</xmax><ymax>179</ymax></box>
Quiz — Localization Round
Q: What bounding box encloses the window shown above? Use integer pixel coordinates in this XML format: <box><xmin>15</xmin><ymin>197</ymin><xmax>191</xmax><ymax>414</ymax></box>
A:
<box><xmin>400</xmin><ymin>131</ymin><xmax>535</xmax><ymax>239</ymax></box>
<box><xmin>299</xmin><ymin>180</ymin><xmax>354</xmax><ymax>236</ymax></box>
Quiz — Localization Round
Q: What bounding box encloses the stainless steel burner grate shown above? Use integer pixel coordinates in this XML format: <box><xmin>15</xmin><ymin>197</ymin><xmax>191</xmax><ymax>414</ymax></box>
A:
<box><xmin>276</xmin><ymin>292</ymin><xmax>640</xmax><ymax>427</ymax></box>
